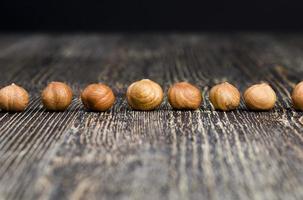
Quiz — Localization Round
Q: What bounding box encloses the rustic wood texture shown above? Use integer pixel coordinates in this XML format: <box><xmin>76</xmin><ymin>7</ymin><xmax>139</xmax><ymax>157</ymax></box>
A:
<box><xmin>0</xmin><ymin>34</ymin><xmax>302</xmax><ymax>200</ymax></box>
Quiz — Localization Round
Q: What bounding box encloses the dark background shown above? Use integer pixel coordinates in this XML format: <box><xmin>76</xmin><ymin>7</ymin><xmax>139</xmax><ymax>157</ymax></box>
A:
<box><xmin>1</xmin><ymin>0</ymin><xmax>303</xmax><ymax>32</ymax></box>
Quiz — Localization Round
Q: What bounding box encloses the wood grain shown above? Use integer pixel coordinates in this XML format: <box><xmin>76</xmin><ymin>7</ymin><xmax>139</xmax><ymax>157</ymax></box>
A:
<box><xmin>0</xmin><ymin>34</ymin><xmax>302</xmax><ymax>200</ymax></box>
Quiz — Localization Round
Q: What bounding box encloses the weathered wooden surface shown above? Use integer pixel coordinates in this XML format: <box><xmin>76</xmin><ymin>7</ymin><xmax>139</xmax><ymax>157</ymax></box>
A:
<box><xmin>0</xmin><ymin>34</ymin><xmax>302</xmax><ymax>200</ymax></box>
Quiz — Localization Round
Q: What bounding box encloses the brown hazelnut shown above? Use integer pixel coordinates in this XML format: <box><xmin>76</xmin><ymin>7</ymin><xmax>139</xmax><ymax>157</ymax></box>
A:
<box><xmin>244</xmin><ymin>83</ymin><xmax>276</xmax><ymax>110</ymax></box>
<box><xmin>0</xmin><ymin>83</ymin><xmax>29</xmax><ymax>112</ymax></box>
<box><xmin>291</xmin><ymin>81</ymin><xmax>303</xmax><ymax>111</ymax></box>
<box><xmin>168</xmin><ymin>82</ymin><xmax>202</xmax><ymax>110</ymax></box>
<box><xmin>126</xmin><ymin>79</ymin><xmax>163</xmax><ymax>110</ymax></box>
<box><xmin>41</xmin><ymin>81</ymin><xmax>73</xmax><ymax>111</ymax></box>
<box><xmin>209</xmin><ymin>82</ymin><xmax>240</xmax><ymax>111</ymax></box>
<box><xmin>81</xmin><ymin>83</ymin><xmax>115</xmax><ymax>111</ymax></box>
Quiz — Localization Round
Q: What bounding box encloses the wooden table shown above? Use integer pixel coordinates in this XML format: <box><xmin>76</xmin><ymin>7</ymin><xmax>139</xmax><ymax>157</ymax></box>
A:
<box><xmin>0</xmin><ymin>34</ymin><xmax>302</xmax><ymax>200</ymax></box>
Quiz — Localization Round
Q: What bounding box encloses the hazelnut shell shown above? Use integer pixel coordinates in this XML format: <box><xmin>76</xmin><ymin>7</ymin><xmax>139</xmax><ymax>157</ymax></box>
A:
<box><xmin>244</xmin><ymin>83</ymin><xmax>276</xmax><ymax>110</ymax></box>
<box><xmin>41</xmin><ymin>82</ymin><xmax>73</xmax><ymax>111</ymax></box>
<box><xmin>168</xmin><ymin>82</ymin><xmax>202</xmax><ymax>110</ymax></box>
<box><xmin>291</xmin><ymin>81</ymin><xmax>303</xmax><ymax>111</ymax></box>
<box><xmin>81</xmin><ymin>83</ymin><xmax>115</xmax><ymax>111</ymax></box>
<box><xmin>209</xmin><ymin>82</ymin><xmax>240</xmax><ymax>111</ymax></box>
<box><xmin>126</xmin><ymin>79</ymin><xmax>163</xmax><ymax>110</ymax></box>
<box><xmin>0</xmin><ymin>83</ymin><xmax>29</xmax><ymax>112</ymax></box>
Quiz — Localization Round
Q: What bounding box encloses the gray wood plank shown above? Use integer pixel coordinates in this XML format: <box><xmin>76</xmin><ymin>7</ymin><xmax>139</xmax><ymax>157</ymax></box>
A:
<box><xmin>0</xmin><ymin>34</ymin><xmax>302</xmax><ymax>200</ymax></box>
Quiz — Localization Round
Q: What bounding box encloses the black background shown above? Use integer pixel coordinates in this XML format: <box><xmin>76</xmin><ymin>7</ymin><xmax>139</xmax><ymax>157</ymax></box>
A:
<box><xmin>1</xmin><ymin>0</ymin><xmax>303</xmax><ymax>32</ymax></box>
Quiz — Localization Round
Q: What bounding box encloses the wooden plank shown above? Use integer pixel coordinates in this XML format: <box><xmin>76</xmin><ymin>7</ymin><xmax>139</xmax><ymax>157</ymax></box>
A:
<box><xmin>0</xmin><ymin>34</ymin><xmax>302</xmax><ymax>200</ymax></box>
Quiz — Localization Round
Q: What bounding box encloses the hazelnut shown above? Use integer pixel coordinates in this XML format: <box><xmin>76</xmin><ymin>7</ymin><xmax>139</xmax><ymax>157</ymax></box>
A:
<box><xmin>244</xmin><ymin>83</ymin><xmax>276</xmax><ymax>110</ymax></box>
<box><xmin>81</xmin><ymin>83</ymin><xmax>115</xmax><ymax>111</ymax></box>
<box><xmin>291</xmin><ymin>81</ymin><xmax>303</xmax><ymax>110</ymax></box>
<box><xmin>126</xmin><ymin>79</ymin><xmax>163</xmax><ymax>110</ymax></box>
<box><xmin>0</xmin><ymin>83</ymin><xmax>29</xmax><ymax>112</ymax></box>
<box><xmin>168</xmin><ymin>82</ymin><xmax>202</xmax><ymax>110</ymax></box>
<box><xmin>41</xmin><ymin>81</ymin><xmax>73</xmax><ymax>111</ymax></box>
<box><xmin>209</xmin><ymin>82</ymin><xmax>240</xmax><ymax>111</ymax></box>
